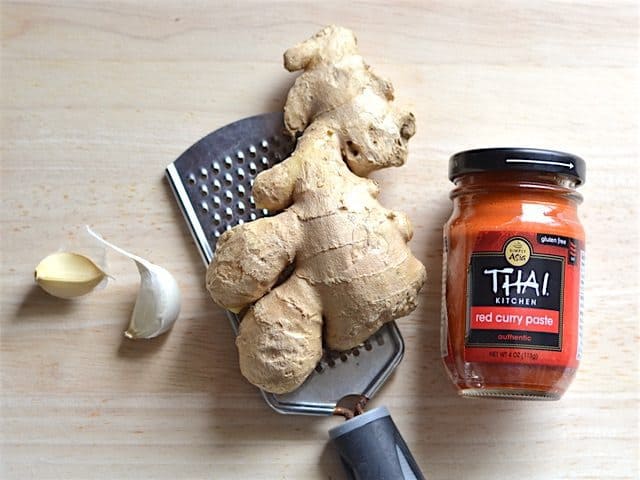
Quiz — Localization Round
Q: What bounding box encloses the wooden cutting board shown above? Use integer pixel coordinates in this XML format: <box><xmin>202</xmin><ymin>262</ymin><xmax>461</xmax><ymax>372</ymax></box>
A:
<box><xmin>1</xmin><ymin>1</ymin><xmax>637</xmax><ymax>479</ymax></box>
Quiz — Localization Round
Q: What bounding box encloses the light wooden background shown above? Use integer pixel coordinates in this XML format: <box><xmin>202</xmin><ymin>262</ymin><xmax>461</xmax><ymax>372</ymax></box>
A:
<box><xmin>1</xmin><ymin>1</ymin><xmax>638</xmax><ymax>479</ymax></box>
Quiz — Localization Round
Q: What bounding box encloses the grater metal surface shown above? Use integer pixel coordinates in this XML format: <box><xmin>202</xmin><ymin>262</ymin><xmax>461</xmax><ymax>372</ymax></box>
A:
<box><xmin>166</xmin><ymin>112</ymin><xmax>405</xmax><ymax>415</ymax></box>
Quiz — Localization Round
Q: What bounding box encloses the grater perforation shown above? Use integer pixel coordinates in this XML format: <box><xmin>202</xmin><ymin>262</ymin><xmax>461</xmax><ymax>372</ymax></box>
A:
<box><xmin>166</xmin><ymin>112</ymin><xmax>405</xmax><ymax>415</ymax></box>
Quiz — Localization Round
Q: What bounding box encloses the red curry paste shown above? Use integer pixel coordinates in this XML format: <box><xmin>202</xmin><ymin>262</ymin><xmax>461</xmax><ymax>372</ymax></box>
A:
<box><xmin>442</xmin><ymin>148</ymin><xmax>586</xmax><ymax>399</ymax></box>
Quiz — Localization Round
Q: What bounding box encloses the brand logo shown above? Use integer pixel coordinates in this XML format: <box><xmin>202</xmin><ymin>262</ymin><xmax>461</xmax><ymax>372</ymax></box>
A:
<box><xmin>505</xmin><ymin>238</ymin><xmax>531</xmax><ymax>266</ymax></box>
<box><xmin>483</xmin><ymin>267</ymin><xmax>550</xmax><ymax>299</ymax></box>
<box><xmin>476</xmin><ymin>237</ymin><xmax>554</xmax><ymax>306</ymax></box>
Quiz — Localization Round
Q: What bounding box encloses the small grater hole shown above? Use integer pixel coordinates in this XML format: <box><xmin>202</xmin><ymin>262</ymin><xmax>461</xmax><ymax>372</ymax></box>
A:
<box><xmin>224</xmin><ymin>191</ymin><xmax>233</xmax><ymax>203</ymax></box>
<box><xmin>213</xmin><ymin>213</ymin><xmax>221</xmax><ymax>225</ymax></box>
<box><xmin>187</xmin><ymin>173</ymin><xmax>196</xmax><ymax>184</ymax></box>
<box><xmin>212</xmin><ymin>179</ymin><xmax>221</xmax><ymax>191</ymax></box>
<box><xmin>236</xmin><ymin>151</ymin><xmax>244</xmax><ymax>161</ymax></box>
<box><xmin>261</xmin><ymin>139</ymin><xmax>269</xmax><ymax>150</ymax></box>
<box><xmin>249</xmin><ymin>179</ymin><xmax>254</xmax><ymax>187</ymax></box>
<box><xmin>237</xmin><ymin>201</ymin><xmax>246</xmax><ymax>213</ymax></box>
<box><xmin>261</xmin><ymin>156</ymin><xmax>269</xmax><ymax>167</ymax></box>
<box><xmin>200</xmin><ymin>185</ymin><xmax>208</xmax><ymax>196</ymax></box>
<box><xmin>225</xmin><ymin>207</ymin><xmax>233</xmax><ymax>219</ymax></box>
<box><xmin>249</xmin><ymin>162</ymin><xmax>257</xmax><ymax>174</ymax></box>
<box><xmin>225</xmin><ymin>224</ymin><xmax>232</xmax><ymax>231</ymax></box>
<box><xmin>212</xmin><ymin>196</ymin><xmax>221</xmax><ymax>208</ymax></box>
<box><xmin>262</xmin><ymin>208</ymin><xmax>269</xmax><ymax>215</ymax></box>
<box><xmin>224</xmin><ymin>173</ymin><xmax>233</xmax><ymax>185</ymax></box>
<box><xmin>237</xmin><ymin>219</ymin><xmax>244</xmax><ymax>225</ymax></box>
<box><xmin>212</xmin><ymin>161</ymin><xmax>221</xmax><ymax>174</ymax></box>
<box><xmin>340</xmin><ymin>353</ymin><xmax>348</xmax><ymax>362</ymax></box>
<box><xmin>364</xmin><ymin>340</ymin><xmax>372</xmax><ymax>351</ymax></box>
<box><xmin>248</xmin><ymin>145</ymin><xmax>257</xmax><ymax>157</ymax></box>
<box><xmin>213</xmin><ymin>230</ymin><xmax>221</xmax><ymax>238</ymax></box>
<box><xmin>200</xmin><ymin>167</ymin><xmax>208</xmax><ymax>179</ymax></box>
<box><xmin>250</xmin><ymin>212</ymin><xmax>257</xmax><ymax>220</ymax></box>
<box><xmin>237</xmin><ymin>167</ymin><xmax>245</xmax><ymax>180</ymax></box>
<box><xmin>237</xmin><ymin>185</ymin><xmax>245</xmax><ymax>197</ymax></box>
<box><xmin>201</xmin><ymin>202</ymin><xmax>209</xmax><ymax>213</ymax></box>
<box><xmin>224</xmin><ymin>156</ymin><xmax>233</xmax><ymax>169</ymax></box>
<box><xmin>352</xmin><ymin>348</ymin><xmax>360</xmax><ymax>356</ymax></box>
<box><xmin>249</xmin><ymin>197</ymin><xmax>255</xmax><ymax>206</ymax></box>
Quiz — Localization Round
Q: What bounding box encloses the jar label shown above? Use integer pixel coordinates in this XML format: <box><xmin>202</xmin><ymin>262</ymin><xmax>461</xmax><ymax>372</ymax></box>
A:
<box><xmin>465</xmin><ymin>232</ymin><xmax>583</xmax><ymax>367</ymax></box>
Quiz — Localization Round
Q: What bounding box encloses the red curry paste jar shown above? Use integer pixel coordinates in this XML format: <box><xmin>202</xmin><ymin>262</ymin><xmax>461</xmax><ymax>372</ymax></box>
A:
<box><xmin>442</xmin><ymin>148</ymin><xmax>586</xmax><ymax>399</ymax></box>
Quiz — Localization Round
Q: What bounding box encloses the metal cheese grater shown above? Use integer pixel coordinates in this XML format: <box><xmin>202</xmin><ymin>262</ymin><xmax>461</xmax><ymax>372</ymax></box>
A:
<box><xmin>165</xmin><ymin>112</ymin><xmax>405</xmax><ymax>415</ymax></box>
<box><xmin>166</xmin><ymin>112</ymin><xmax>425</xmax><ymax>479</ymax></box>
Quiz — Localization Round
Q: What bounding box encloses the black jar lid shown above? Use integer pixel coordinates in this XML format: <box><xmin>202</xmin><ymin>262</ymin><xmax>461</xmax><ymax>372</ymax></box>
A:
<box><xmin>449</xmin><ymin>148</ymin><xmax>586</xmax><ymax>186</ymax></box>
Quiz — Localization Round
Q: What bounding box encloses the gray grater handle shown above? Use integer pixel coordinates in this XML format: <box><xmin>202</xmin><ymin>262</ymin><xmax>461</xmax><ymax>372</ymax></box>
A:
<box><xmin>329</xmin><ymin>406</ymin><xmax>425</xmax><ymax>480</ymax></box>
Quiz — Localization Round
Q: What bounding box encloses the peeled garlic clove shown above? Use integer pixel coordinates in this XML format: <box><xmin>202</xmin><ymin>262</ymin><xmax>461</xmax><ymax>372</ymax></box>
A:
<box><xmin>35</xmin><ymin>252</ymin><xmax>107</xmax><ymax>299</ymax></box>
<box><xmin>86</xmin><ymin>226</ymin><xmax>181</xmax><ymax>339</ymax></box>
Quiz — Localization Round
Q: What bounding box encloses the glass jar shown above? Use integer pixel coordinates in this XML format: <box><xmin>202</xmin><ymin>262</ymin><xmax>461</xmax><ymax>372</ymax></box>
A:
<box><xmin>442</xmin><ymin>148</ymin><xmax>586</xmax><ymax>400</ymax></box>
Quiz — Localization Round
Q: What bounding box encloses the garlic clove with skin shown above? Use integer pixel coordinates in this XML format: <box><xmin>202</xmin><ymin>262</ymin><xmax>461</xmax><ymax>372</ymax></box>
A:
<box><xmin>124</xmin><ymin>260</ymin><xmax>181</xmax><ymax>339</ymax></box>
<box><xmin>35</xmin><ymin>252</ymin><xmax>107</xmax><ymax>299</ymax></box>
<box><xmin>86</xmin><ymin>226</ymin><xmax>181</xmax><ymax>339</ymax></box>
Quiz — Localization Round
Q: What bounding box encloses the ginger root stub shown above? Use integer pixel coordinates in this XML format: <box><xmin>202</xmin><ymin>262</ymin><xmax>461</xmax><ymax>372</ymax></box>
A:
<box><xmin>206</xmin><ymin>25</ymin><xmax>426</xmax><ymax>394</ymax></box>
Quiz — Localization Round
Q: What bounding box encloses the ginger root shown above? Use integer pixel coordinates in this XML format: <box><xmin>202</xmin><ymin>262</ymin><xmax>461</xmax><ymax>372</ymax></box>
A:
<box><xmin>206</xmin><ymin>25</ymin><xmax>426</xmax><ymax>394</ymax></box>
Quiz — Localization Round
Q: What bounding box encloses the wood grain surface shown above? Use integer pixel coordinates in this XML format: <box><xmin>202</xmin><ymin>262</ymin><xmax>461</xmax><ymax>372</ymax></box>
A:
<box><xmin>1</xmin><ymin>1</ymin><xmax>638</xmax><ymax>479</ymax></box>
